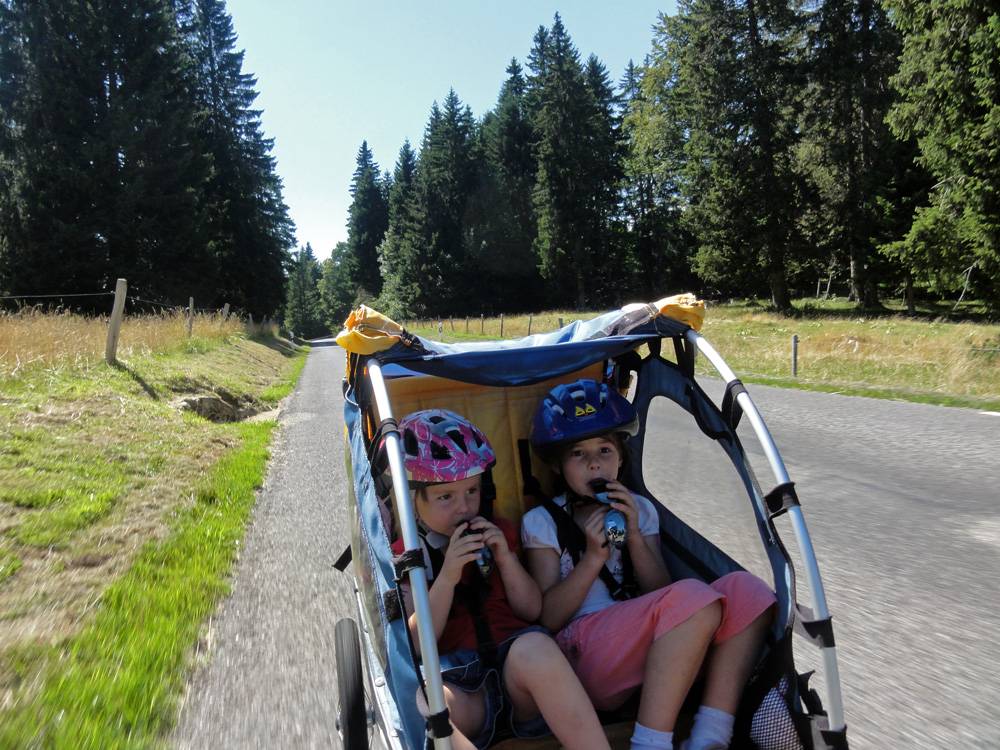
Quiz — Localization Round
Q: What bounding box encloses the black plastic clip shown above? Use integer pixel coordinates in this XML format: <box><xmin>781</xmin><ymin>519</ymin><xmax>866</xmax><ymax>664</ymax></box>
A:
<box><xmin>765</xmin><ymin>482</ymin><xmax>800</xmax><ymax>519</ymax></box>
<box><xmin>426</xmin><ymin>708</ymin><xmax>453</xmax><ymax>739</ymax></box>
<box><xmin>795</xmin><ymin>603</ymin><xmax>836</xmax><ymax>648</ymax></box>
<box><xmin>332</xmin><ymin>545</ymin><xmax>352</xmax><ymax>572</ymax></box>
<box><xmin>721</xmin><ymin>379</ymin><xmax>747</xmax><ymax>430</ymax></box>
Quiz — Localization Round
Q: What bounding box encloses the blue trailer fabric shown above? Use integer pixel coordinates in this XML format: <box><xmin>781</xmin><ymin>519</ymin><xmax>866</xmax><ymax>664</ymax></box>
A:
<box><xmin>345</xmin><ymin>392</ymin><xmax>422</xmax><ymax>746</ymax></box>
<box><xmin>371</xmin><ymin>310</ymin><xmax>690</xmax><ymax>387</ymax></box>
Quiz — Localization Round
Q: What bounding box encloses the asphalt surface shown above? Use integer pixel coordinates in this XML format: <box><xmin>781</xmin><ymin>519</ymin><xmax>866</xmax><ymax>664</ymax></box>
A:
<box><xmin>173</xmin><ymin>339</ymin><xmax>356</xmax><ymax>749</ymax></box>
<box><xmin>173</xmin><ymin>341</ymin><xmax>1000</xmax><ymax>749</ymax></box>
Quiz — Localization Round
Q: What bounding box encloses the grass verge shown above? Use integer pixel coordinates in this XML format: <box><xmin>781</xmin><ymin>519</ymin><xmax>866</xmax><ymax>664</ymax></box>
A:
<box><xmin>0</xmin><ymin>422</ymin><xmax>274</xmax><ymax>749</ymax></box>
<box><xmin>0</xmin><ymin>323</ymin><xmax>307</xmax><ymax>749</ymax></box>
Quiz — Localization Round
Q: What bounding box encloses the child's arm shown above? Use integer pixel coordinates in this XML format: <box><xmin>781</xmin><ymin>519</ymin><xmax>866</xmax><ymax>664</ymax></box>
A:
<box><xmin>607</xmin><ymin>481</ymin><xmax>672</xmax><ymax>592</ymax></box>
<box><xmin>525</xmin><ymin>511</ymin><xmax>609</xmax><ymax>631</ymax></box>
<box><xmin>402</xmin><ymin>526</ymin><xmax>483</xmax><ymax>656</ymax></box>
<box><xmin>472</xmin><ymin>517</ymin><xmax>541</xmax><ymax>622</ymax></box>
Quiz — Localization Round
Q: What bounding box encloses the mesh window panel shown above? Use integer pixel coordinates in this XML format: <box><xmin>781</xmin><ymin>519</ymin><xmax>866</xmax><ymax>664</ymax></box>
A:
<box><xmin>750</xmin><ymin>676</ymin><xmax>805</xmax><ymax>750</ymax></box>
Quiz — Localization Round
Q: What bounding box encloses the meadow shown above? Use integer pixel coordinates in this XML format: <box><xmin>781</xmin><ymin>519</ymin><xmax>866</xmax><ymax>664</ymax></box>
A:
<box><xmin>404</xmin><ymin>298</ymin><xmax>1000</xmax><ymax>410</ymax></box>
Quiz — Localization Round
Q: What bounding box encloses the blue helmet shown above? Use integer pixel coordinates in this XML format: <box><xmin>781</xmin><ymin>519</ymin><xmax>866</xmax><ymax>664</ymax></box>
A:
<box><xmin>530</xmin><ymin>379</ymin><xmax>639</xmax><ymax>460</ymax></box>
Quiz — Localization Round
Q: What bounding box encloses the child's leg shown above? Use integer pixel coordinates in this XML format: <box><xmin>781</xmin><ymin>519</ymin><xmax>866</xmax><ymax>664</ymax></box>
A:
<box><xmin>501</xmin><ymin>631</ymin><xmax>611</xmax><ymax>750</ymax></box>
<box><xmin>700</xmin><ymin>571</ymin><xmax>777</xmax><ymax>714</ymax></box>
<box><xmin>416</xmin><ymin>682</ymin><xmax>485</xmax><ymax>750</ymax></box>
<box><xmin>682</xmin><ymin>572</ymin><xmax>776</xmax><ymax>750</ymax></box>
<box><xmin>636</xmin><ymin>598</ymin><xmax>721</xmax><ymax>732</ymax></box>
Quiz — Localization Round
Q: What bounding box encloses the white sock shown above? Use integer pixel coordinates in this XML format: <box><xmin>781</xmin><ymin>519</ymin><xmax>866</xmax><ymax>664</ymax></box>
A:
<box><xmin>683</xmin><ymin>706</ymin><xmax>735</xmax><ymax>750</ymax></box>
<box><xmin>630</xmin><ymin>721</ymin><xmax>674</xmax><ymax>750</ymax></box>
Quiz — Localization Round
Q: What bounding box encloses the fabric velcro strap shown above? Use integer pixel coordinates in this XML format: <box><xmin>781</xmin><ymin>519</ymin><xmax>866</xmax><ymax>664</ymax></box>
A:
<box><xmin>765</xmin><ymin>482</ymin><xmax>800</xmax><ymax>518</ymax></box>
<box><xmin>721</xmin><ymin>379</ymin><xmax>747</xmax><ymax>429</ymax></box>
<box><xmin>383</xmin><ymin>588</ymin><xmax>404</xmax><ymax>622</ymax></box>
<box><xmin>795</xmin><ymin>603</ymin><xmax>836</xmax><ymax>648</ymax></box>
<box><xmin>426</xmin><ymin>708</ymin><xmax>453</xmax><ymax>739</ymax></box>
<box><xmin>393</xmin><ymin>549</ymin><xmax>425</xmax><ymax>582</ymax></box>
<box><xmin>332</xmin><ymin>545</ymin><xmax>352</xmax><ymax>572</ymax></box>
<box><xmin>367</xmin><ymin>417</ymin><xmax>400</xmax><ymax>468</ymax></box>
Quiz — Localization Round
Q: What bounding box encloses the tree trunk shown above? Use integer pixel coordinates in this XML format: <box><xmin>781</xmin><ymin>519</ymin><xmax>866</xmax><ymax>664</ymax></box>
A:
<box><xmin>769</xmin><ymin>268</ymin><xmax>791</xmax><ymax>312</ymax></box>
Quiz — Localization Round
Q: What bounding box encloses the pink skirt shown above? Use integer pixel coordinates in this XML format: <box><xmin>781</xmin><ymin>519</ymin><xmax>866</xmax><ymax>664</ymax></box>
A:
<box><xmin>555</xmin><ymin>572</ymin><xmax>776</xmax><ymax>709</ymax></box>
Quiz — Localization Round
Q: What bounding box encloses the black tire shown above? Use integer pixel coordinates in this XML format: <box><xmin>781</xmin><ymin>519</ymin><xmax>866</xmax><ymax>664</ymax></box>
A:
<box><xmin>335</xmin><ymin>617</ymin><xmax>368</xmax><ymax>750</ymax></box>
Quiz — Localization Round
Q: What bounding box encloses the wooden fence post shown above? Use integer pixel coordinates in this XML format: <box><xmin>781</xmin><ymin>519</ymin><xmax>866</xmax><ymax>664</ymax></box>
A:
<box><xmin>465</xmin><ymin>317</ymin><xmax>469</xmax><ymax>333</ymax></box>
<box><xmin>528</xmin><ymin>314</ymin><xmax>532</xmax><ymax>335</ymax></box>
<box><xmin>222</xmin><ymin>302</ymin><xmax>230</xmax><ymax>320</ymax></box>
<box><xmin>791</xmin><ymin>334</ymin><xmax>799</xmax><ymax>377</ymax></box>
<box><xmin>187</xmin><ymin>297</ymin><xmax>194</xmax><ymax>337</ymax></box>
<box><xmin>449</xmin><ymin>317</ymin><xmax>454</xmax><ymax>331</ymax></box>
<box><xmin>105</xmin><ymin>278</ymin><xmax>127</xmax><ymax>365</ymax></box>
<box><xmin>480</xmin><ymin>314</ymin><xmax>484</xmax><ymax>334</ymax></box>
<box><xmin>500</xmin><ymin>313</ymin><xmax>504</xmax><ymax>338</ymax></box>
<box><xmin>558</xmin><ymin>317</ymin><xmax>563</xmax><ymax>328</ymax></box>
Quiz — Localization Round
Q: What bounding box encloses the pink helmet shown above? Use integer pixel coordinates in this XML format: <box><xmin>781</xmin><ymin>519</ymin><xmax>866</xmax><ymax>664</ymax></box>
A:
<box><xmin>399</xmin><ymin>409</ymin><xmax>496</xmax><ymax>484</ymax></box>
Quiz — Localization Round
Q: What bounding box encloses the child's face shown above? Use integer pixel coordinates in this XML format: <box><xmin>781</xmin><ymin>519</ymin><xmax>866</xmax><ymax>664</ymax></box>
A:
<box><xmin>558</xmin><ymin>436</ymin><xmax>623</xmax><ymax>497</ymax></box>
<box><xmin>415</xmin><ymin>474</ymin><xmax>483</xmax><ymax>536</ymax></box>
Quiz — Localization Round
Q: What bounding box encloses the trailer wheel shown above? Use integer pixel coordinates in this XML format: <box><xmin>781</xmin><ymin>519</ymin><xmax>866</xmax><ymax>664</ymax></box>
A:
<box><xmin>335</xmin><ymin>618</ymin><xmax>368</xmax><ymax>750</ymax></box>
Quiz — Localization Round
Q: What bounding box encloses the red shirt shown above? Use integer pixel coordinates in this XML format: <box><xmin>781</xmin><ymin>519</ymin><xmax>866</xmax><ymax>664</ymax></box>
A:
<box><xmin>391</xmin><ymin>518</ymin><xmax>531</xmax><ymax>654</ymax></box>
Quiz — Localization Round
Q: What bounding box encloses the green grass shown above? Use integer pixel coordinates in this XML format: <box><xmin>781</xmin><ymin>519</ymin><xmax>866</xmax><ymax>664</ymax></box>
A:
<box><xmin>0</xmin><ymin>421</ymin><xmax>275</xmax><ymax>750</ymax></box>
<box><xmin>0</xmin><ymin>329</ymin><xmax>306</xmax><ymax>748</ymax></box>
<box><xmin>260</xmin><ymin>344</ymin><xmax>309</xmax><ymax>403</ymax></box>
<box><xmin>0</xmin><ymin>545</ymin><xmax>22</xmax><ymax>585</ymax></box>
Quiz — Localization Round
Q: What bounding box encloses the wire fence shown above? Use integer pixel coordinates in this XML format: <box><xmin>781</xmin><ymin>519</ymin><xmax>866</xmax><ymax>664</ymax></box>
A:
<box><xmin>1</xmin><ymin>279</ymin><xmax>276</xmax><ymax>370</ymax></box>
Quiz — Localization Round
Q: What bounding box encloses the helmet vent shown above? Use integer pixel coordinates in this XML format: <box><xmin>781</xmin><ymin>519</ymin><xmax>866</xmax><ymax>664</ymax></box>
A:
<box><xmin>430</xmin><ymin>442</ymin><xmax>452</xmax><ymax>460</ymax></box>
<box><xmin>403</xmin><ymin>429</ymin><xmax>419</xmax><ymax>457</ymax></box>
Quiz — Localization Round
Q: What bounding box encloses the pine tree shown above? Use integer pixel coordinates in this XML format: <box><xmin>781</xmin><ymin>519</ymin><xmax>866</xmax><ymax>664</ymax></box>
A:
<box><xmin>319</xmin><ymin>241</ymin><xmax>357</xmax><ymax>327</ymax></box>
<box><xmin>0</xmin><ymin>0</ymin><xmax>211</xmax><ymax>306</ymax></box>
<box><xmin>883</xmin><ymin>1</ymin><xmax>1000</xmax><ymax>306</ymax></box>
<box><xmin>799</xmin><ymin>0</ymin><xmax>925</xmax><ymax>308</ymax></box>
<box><xmin>414</xmin><ymin>91</ymin><xmax>480</xmax><ymax>315</ymax></box>
<box><xmin>646</xmin><ymin>0</ymin><xmax>806</xmax><ymax>309</ymax></box>
<box><xmin>621</xmin><ymin>58</ymin><xmax>696</xmax><ymax>298</ymax></box>
<box><xmin>344</xmin><ymin>141</ymin><xmax>388</xmax><ymax>301</ymax></box>
<box><xmin>527</xmin><ymin>14</ymin><xmax>617</xmax><ymax>309</ymax></box>
<box><xmin>378</xmin><ymin>141</ymin><xmax>426</xmax><ymax>319</ymax></box>
<box><xmin>184</xmin><ymin>0</ymin><xmax>294</xmax><ymax>317</ymax></box>
<box><xmin>471</xmin><ymin>59</ymin><xmax>545</xmax><ymax>311</ymax></box>
<box><xmin>283</xmin><ymin>243</ymin><xmax>324</xmax><ymax>338</ymax></box>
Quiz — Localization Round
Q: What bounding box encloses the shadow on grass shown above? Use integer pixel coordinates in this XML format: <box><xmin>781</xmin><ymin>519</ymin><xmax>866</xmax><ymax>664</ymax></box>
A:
<box><xmin>729</xmin><ymin>298</ymin><xmax>997</xmax><ymax>323</ymax></box>
<box><xmin>248</xmin><ymin>334</ymin><xmax>306</xmax><ymax>358</ymax></box>
<box><xmin>112</xmin><ymin>362</ymin><xmax>159</xmax><ymax>400</ymax></box>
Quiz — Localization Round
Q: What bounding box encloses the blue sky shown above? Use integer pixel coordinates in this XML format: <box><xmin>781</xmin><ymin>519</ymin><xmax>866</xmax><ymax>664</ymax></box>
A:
<box><xmin>225</xmin><ymin>1</ymin><xmax>677</xmax><ymax>260</ymax></box>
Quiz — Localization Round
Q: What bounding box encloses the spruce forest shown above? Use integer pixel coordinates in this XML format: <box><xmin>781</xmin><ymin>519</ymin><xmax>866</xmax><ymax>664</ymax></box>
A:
<box><xmin>2</xmin><ymin>3</ymin><xmax>999</xmax><ymax>337</ymax></box>
<box><xmin>0</xmin><ymin>0</ymin><xmax>293</xmax><ymax>318</ymax></box>
<box><xmin>322</xmin><ymin>3</ymin><xmax>1000</xmax><ymax>333</ymax></box>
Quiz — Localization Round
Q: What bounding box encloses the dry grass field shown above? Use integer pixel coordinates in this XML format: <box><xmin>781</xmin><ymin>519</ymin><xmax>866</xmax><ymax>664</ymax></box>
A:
<box><xmin>0</xmin><ymin>307</ymin><xmax>260</xmax><ymax>378</ymax></box>
<box><xmin>405</xmin><ymin>300</ymin><xmax>1000</xmax><ymax>409</ymax></box>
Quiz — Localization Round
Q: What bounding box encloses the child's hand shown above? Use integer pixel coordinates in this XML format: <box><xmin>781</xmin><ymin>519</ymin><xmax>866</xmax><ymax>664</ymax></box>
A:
<box><xmin>581</xmin><ymin>509</ymin><xmax>611</xmax><ymax>564</ymax></box>
<box><xmin>468</xmin><ymin>516</ymin><xmax>512</xmax><ymax>562</ymax></box>
<box><xmin>606</xmin><ymin>480</ymin><xmax>642</xmax><ymax>535</ymax></box>
<box><xmin>440</xmin><ymin>522</ymin><xmax>483</xmax><ymax>585</ymax></box>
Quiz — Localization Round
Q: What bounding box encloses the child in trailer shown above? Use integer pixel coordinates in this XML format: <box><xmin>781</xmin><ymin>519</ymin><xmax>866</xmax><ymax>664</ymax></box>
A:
<box><xmin>391</xmin><ymin>408</ymin><xmax>611</xmax><ymax>750</ymax></box>
<box><xmin>521</xmin><ymin>379</ymin><xmax>777</xmax><ymax>750</ymax></box>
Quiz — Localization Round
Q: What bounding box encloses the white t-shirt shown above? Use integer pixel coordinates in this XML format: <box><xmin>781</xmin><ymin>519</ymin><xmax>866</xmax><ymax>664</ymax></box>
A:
<box><xmin>520</xmin><ymin>492</ymin><xmax>660</xmax><ymax>621</ymax></box>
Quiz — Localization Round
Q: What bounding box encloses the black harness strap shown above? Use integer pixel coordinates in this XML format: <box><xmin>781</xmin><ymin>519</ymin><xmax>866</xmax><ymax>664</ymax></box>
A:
<box><xmin>539</xmin><ymin>496</ymin><xmax>637</xmax><ymax>601</ymax></box>
<box><xmin>423</xmin><ymin>536</ymin><xmax>499</xmax><ymax>668</ymax></box>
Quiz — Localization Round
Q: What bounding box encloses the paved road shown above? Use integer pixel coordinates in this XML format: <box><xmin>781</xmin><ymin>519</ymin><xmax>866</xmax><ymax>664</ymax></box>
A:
<box><xmin>174</xmin><ymin>341</ymin><xmax>1000</xmax><ymax>749</ymax></box>
<box><xmin>173</xmin><ymin>339</ymin><xmax>356</xmax><ymax>749</ymax></box>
